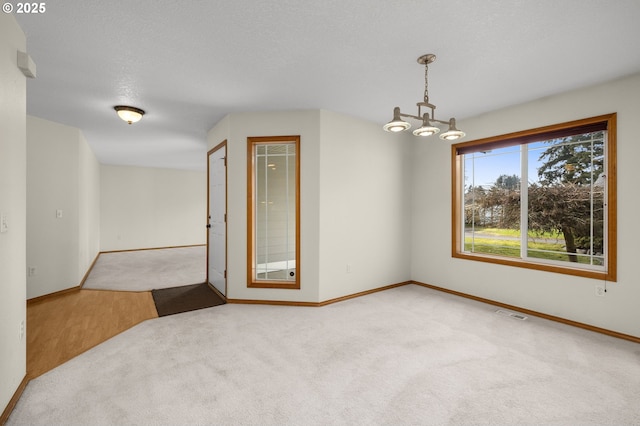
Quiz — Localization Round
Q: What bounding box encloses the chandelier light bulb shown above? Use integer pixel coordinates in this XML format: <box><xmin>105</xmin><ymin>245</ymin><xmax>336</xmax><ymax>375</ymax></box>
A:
<box><xmin>385</xmin><ymin>122</ymin><xmax>411</xmax><ymax>132</ymax></box>
<box><xmin>413</xmin><ymin>126</ymin><xmax>440</xmax><ymax>137</ymax></box>
<box><xmin>383</xmin><ymin>107</ymin><xmax>411</xmax><ymax>132</ymax></box>
<box><xmin>413</xmin><ymin>114</ymin><xmax>440</xmax><ymax>136</ymax></box>
<box><xmin>439</xmin><ymin>118</ymin><xmax>466</xmax><ymax>141</ymax></box>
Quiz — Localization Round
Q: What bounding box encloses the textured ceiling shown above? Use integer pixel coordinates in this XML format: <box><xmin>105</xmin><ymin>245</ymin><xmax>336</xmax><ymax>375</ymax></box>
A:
<box><xmin>15</xmin><ymin>0</ymin><xmax>640</xmax><ymax>171</ymax></box>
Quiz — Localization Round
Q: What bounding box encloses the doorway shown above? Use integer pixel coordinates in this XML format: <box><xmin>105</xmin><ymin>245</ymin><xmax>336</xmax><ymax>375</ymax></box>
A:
<box><xmin>207</xmin><ymin>141</ymin><xmax>227</xmax><ymax>297</ymax></box>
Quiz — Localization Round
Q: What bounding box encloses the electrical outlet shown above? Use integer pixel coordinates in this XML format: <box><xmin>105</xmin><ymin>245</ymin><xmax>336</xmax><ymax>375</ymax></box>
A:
<box><xmin>56</xmin><ymin>209</ymin><xmax>63</xmax><ymax>218</ymax></box>
<box><xmin>19</xmin><ymin>320</ymin><xmax>25</xmax><ymax>341</ymax></box>
<box><xmin>28</xmin><ymin>266</ymin><xmax>37</xmax><ymax>276</ymax></box>
<box><xmin>346</xmin><ymin>264</ymin><xmax>352</xmax><ymax>273</ymax></box>
<box><xmin>595</xmin><ymin>285</ymin><xmax>606</xmax><ymax>297</ymax></box>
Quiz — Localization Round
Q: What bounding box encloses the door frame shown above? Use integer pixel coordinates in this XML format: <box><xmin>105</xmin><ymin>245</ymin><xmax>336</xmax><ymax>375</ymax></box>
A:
<box><xmin>206</xmin><ymin>140</ymin><xmax>228</xmax><ymax>298</ymax></box>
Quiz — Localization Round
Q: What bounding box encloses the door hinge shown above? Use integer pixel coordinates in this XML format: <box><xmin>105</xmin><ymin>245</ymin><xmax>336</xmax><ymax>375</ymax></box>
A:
<box><xmin>223</xmin><ymin>156</ymin><xmax>227</xmax><ymax>166</ymax></box>
<box><xmin>224</xmin><ymin>270</ymin><xmax>227</xmax><ymax>278</ymax></box>
<box><xmin>224</xmin><ymin>213</ymin><xmax>227</xmax><ymax>222</ymax></box>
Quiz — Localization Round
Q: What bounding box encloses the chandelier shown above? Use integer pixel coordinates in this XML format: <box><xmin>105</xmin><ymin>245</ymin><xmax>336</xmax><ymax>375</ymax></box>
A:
<box><xmin>383</xmin><ymin>54</ymin><xmax>465</xmax><ymax>140</ymax></box>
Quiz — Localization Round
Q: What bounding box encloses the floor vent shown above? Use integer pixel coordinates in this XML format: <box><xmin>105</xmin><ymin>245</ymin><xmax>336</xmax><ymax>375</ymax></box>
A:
<box><xmin>495</xmin><ymin>309</ymin><xmax>528</xmax><ymax>320</ymax></box>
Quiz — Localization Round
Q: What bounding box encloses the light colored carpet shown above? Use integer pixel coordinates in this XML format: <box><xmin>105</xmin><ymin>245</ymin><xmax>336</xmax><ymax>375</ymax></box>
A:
<box><xmin>83</xmin><ymin>246</ymin><xmax>206</xmax><ymax>291</ymax></box>
<box><xmin>8</xmin><ymin>284</ymin><xmax>640</xmax><ymax>425</ymax></box>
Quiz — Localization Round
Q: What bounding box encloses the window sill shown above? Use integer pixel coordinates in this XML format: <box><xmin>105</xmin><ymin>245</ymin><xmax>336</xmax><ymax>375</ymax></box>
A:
<box><xmin>452</xmin><ymin>251</ymin><xmax>615</xmax><ymax>282</ymax></box>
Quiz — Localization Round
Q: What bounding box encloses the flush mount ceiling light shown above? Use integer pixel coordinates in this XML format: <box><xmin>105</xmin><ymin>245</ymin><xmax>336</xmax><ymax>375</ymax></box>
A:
<box><xmin>383</xmin><ymin>54</ymin><xmax>465</xmax><ymax>141</ymax></box>
<box><xmin>114</xmin><ymin>105</ymin><xmax>145</xmax><ymax>125</ymax></box>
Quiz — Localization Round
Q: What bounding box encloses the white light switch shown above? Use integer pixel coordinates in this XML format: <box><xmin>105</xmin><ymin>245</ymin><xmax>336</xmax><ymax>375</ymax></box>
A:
<box><xmin>0</xmin><ymin>212</ymin><xmax>7</xmax><ymax>233</ymax></box>
<box><xmin>56</xmin><ymin>209</ymin><xmax>63</xmax><ymax>218</ymax></box>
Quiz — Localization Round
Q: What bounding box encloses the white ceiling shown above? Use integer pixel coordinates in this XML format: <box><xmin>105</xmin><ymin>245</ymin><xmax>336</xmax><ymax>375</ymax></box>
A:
<box><xmin>15</xmin><ymin>0</ymin><xmax>640</xmax><ymax>172</ymax></box>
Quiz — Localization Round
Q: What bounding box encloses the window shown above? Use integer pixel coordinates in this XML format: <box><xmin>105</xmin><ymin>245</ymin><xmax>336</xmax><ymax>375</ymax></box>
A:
<box><xmin>247</xmin><ymin>136</ymin><xmax>300</xmax><ymax>289</ymax></box>
<box><xmin>452</xmin><ymin>114</ymin><xmax>616</xmax><ymax>281</ymax></box>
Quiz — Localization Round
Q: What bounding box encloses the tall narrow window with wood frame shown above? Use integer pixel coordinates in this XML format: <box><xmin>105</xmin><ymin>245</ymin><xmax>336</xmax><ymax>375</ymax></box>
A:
<box><xmin>247</xmin><ymin>136</ymin><xmax>300</xmax><ymax>289</ymax></box>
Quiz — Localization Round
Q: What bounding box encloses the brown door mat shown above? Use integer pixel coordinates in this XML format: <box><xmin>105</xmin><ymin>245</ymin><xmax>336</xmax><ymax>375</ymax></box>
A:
<box><xmin>151</xmin><ymin>282</ymin><xmax>225</xmax><ymax>317</ymax></box>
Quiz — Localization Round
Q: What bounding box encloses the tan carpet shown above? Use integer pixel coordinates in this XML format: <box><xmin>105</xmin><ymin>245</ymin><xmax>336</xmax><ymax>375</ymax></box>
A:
<box><xmin>83</xmin><ymin>246</ymin><xmax>206</xmax><ymax>291</ymax></box>
<box><xmin>9</xmin><ymin>284</ymin><xmax>640</xmax><ymax>425</ymax></box>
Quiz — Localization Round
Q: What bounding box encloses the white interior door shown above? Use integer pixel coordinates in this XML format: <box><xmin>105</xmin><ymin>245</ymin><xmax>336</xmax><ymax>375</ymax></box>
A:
<box><xmin>208</xmin><ymin>144</ymin><xmax>226</xmax><ymax>296</ymax></box>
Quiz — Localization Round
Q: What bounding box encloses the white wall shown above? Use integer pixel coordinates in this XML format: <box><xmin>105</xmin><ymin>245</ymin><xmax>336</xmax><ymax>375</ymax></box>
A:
<box><xmin>0</xmin><ymin>13</ymin><xmax>27</xmax><ymax>414</ymax></box>
<box><xmin>100</xmin><ymin>165</ymin><xmax>206</xmax><ymax>251</ymax></box>
<box><xmin>78</xmin><ymin>132</ymin><xmax>101</xmax><ymax>279</ymax></box>
<box><xmin>207</xmin><ymin>110</ymin><xmax>411</xmax><ymax>303</ymax></box>
<box><xmin>26</xmin><ymin>116</ymin><xmax>100</xmax><ymax>299</ymax></box>
<box><xmin>317</xmin><ymin>110</ymin><xmax>411</xmax><ymax>301</ymax></box>
<box><xmin>207</xmin><ymin>114</ymin><xmax>230</xmax><ymax>153</ymax></box>
<box><xmin>411</xmin><ymin>73</ymin><xmax>640</xmax><ymax>338</ymax></box>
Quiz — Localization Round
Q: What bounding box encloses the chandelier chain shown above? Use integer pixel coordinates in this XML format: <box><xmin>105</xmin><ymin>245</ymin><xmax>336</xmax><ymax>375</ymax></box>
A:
<box><xmin>423</xmin><ymin>63</ymin><xmax>429</xmax><ymax>102</ymax></box>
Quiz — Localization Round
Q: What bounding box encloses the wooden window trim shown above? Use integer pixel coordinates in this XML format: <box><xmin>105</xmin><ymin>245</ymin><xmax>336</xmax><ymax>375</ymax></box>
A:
<box><xmin>247</xmin><ymin>135</ymin><xmax>301</xmax><ymax>289</ymax></box>
<box><xmin>451</xmin><ymin>113</ymin><xmax>617</xmax><ymax>282</ymax></box>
